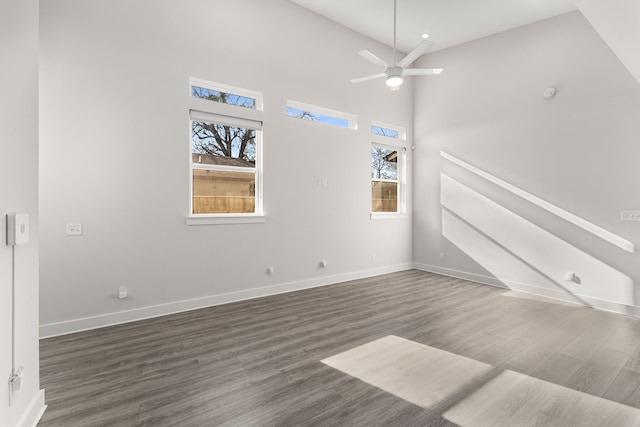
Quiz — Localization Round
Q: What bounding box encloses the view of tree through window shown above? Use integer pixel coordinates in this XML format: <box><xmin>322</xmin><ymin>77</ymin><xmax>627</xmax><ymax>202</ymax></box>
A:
<box><xmin>371</xmin><ymin>125</ymin><xmax>399</xmax><ymax>139</ymax></box>
<box><xmin>191</xmin><ymin>85</ymin><xmax>256</xmax><ymax>109</ymax></box>
<box><xmin>190</xmin><ymin>117</ymin><xmax>260</xmax><ymax>215</ymax></box>
<box><xmin>285</xmin><ymin>101</ymin><xmax>355</xmax><ymax>129</ymax></box>
<box><xmin>286</xmin><ymin>107</ymin><xmax>319</xmax><ymax>121</ymax></box>
<box><xmin>371</xmin><ymin>146</ymin><xmax>399</xmax><ymax>213</ymax></box>
<box><xmin>188</xmin><ymin>78</ymin><xmax>263</xmax><ymax>217</ymax></box>
<box><xmin>191</xmin><ymin>121</ymin><xmax>256</xmax><ymax>165</ymax></box>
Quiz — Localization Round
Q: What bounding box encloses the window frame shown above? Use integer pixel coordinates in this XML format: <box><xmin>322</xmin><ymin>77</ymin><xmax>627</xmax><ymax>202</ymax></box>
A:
<box><xmin>187</xmin><ymin>78</ymin><xmax>265</xmax><ymax>226</ymax></box>
<box><xmin>370</xmin><ymin>122</ymin><xmax>407</xmax><ymax>220</ymax></box>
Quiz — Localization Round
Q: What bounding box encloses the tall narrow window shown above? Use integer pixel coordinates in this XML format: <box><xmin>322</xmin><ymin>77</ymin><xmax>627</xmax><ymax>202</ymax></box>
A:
<box><xmin>370</xmin><ymin>120</ymin><xmax>406</xmax><ymax>217</ymax></box>
<box><xmin>190</xmin><ymin>111</ymin><xmax>262</xmax><ymax>215</ymax></box>
<box><xmin>188</xmin><ymin>78</ymin><xmax>263</xmax><ymax>223</ymax></box>
<box><xmin>371</xmin><ymin>145</ymin><xmax>401</xmax><ymax>213</ymax></box>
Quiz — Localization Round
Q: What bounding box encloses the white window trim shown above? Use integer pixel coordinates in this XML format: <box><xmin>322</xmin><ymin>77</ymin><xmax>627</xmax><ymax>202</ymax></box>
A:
<box><xmin>370</xmin><ymin>143</ymin><xmax>407</xmax><ymax>219</ymax></box>
<box><xmin>371</xmin><ymin>120</ymin><xmax>406</xmax><ymax>140</ymax></box>
<box><xmin>186</xmin><ymin>214</ymin><xmax>266</xmax><ymax>226</ymax></box>
<box><xmin>370</xmin><ymin>212</ymin><xmax>409</xmax><ymax>220</ymax></box>
<box><xmin>189</xmin><ymin>110</ymin><xmax>261</xmax><ymax>131</ymax></box>
<box><xmin>189</xmin><ymin>77</ymin><xmax>263</xmax><ymax>111</ymax></box>
<box><xmin>286</xmin><ymin>99</ymin><xmax>358</xmax><ymax>130</ymax></box>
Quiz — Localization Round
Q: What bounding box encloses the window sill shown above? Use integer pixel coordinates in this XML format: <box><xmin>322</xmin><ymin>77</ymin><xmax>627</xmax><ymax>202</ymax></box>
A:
<box><xmin>186</xmin><ymin>215</ymin><xmax>266</xmax><ymax>226</ymax></box>
<box><xmin>370</xmin><ymin>212</ymin><xmax>408</xmax><ymax>220</ymax></box>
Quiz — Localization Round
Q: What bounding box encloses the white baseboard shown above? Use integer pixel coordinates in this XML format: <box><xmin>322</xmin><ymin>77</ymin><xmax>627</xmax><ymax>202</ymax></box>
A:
<box><xmin>414</xmin><ymin>262</ymin><xmax>640</xmax><ymax>318</ymax></box>
<box><xmin>413</xmin><ymin>263</ymin><xmax>509</xmax><ymax>290</ymax></box>
<box><xmin>40</xmin><ymin>263</ymin><xmax>414</xmax><ymax>338</ymax></box>
<box><xmin>17</xmin><ymin>389</ymin><xmax>46</xmax><ymax>427</ymax></box>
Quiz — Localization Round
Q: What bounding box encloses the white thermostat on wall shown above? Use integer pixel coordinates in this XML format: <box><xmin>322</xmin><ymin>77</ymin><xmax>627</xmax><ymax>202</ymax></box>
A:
<box><xmin>7</xmin><ymin>213</ymin><xmax>29</xmax><ymax>246</ymax></box>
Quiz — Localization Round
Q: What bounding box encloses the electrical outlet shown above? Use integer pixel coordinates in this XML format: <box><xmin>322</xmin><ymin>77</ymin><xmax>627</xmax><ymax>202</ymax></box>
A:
<box><xmin>66</xmin><ymin>223</ymin><xmax>83</xmax><ymax>236</ymax></box>
<box><xmin>621</xmin><ymin>211</ymin><xmax>640</xmax><ymax>222</ymax></box>
<box><xmin>118</xmin><ymin>286</ymin><xmax>128</xmax><ymax>299</ymax></box>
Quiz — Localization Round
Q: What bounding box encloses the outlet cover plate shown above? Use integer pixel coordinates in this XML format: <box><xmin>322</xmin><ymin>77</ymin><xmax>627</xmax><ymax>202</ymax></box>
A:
<box><xmin>621</xmin><ymin>211</ymin><xmax>640</xmax><ymax>222</ymax></box>
<box><xmin>66</xmin><ymin>223</ymin><xmax>83</xmax><ymax>236</ymax></box>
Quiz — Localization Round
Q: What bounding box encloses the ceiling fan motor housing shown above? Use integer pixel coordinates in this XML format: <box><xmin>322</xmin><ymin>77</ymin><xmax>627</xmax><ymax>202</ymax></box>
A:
<box><xmin>385</xmin><ymin>66</ymin><xmax>404</xmax><ymax>87</ymax></box>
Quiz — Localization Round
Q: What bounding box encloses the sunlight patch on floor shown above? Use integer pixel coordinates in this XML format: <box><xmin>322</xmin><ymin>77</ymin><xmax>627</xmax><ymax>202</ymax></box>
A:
<box><xmin>443</xmin><ymin>369</ymin><xmax>640</xmax><ymax>426</ymax></box>
<box><xmin>321</xmin><ymin>335</ymin><xmax>492</xmax><ymax>408</ymax></box>
<box><xmin>324</xmin><ymin>336</ymin><xmax>640</xmax><ymax>426</ymax></box>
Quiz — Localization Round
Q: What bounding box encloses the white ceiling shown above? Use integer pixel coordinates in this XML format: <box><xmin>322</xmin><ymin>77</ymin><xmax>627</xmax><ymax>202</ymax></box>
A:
<box><xmin>290</xmin><ymin>0</ymin><xmax>577</xmax><ymax>53</ymax></box>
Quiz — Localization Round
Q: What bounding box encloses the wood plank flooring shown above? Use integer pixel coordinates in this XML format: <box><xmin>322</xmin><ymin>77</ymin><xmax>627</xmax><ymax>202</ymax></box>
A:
<box><xmin>39</xmin><ymin>270</ymin><xmax>640</xmax><ymax>426</ymax></box>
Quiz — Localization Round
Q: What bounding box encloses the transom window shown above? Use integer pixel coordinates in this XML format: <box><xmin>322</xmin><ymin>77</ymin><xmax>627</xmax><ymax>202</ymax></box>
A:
<box><xmin>190</xmin><ymin>77</ymin><xmax>263</xmax><ymax>110</ymax></box>
<box><xmin>371</xmin><ymin>120</ymin><xmax>406</xmax><ymax>140</ymax></box>
<box><xmin>286</xmin><ymin>100</ymin><xmax>357</xmax><ymax>129</ymax></box>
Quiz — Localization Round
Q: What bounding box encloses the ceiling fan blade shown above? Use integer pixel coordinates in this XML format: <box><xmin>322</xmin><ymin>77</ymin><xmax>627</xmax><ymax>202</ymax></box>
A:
<box><xmin>403</xmin><ymin>68</ymin><xmax>443</xmax><ymax>76</ymax></box>
<box><xmin>358</xmin><ymin>50</ymin><xmax>388</xmax><ymax>68</ymax></box>
<box><xmin>397</xmin><ymin>39</ymin><xmax>434</xmax><ymax>68</ymax></box>
<box><xmin>351</xmin><ymin>73</ymin><xmax>387</xmax><ymax>83</ymax></box>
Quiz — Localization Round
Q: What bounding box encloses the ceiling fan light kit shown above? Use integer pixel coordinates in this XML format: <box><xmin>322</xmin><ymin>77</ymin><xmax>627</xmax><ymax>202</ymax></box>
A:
<box><xmin>351</xmin><ymin>0</ymin><xmax>443</xmax><ymax>90</ymax></box>
<box><xmin>385</xmin><ymin>66</ymin><xmax>403</xmax><ymax>87</ymax></box>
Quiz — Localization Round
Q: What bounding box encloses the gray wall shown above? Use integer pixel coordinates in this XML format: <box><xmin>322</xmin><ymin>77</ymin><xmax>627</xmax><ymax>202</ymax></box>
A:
<box><xmin>413</xmin><ymin>11</ymin><xmax>640</xmax><ymax>315</ymax></box>
<box><xmin>39</xmin><ymin>0</ymin><xmax>414</xmax><ymax>335</ymax></box>
<box><xmin>1</xmin><ymin>0</ymin><xmax>44</xmax><ymax>425</ymax></box>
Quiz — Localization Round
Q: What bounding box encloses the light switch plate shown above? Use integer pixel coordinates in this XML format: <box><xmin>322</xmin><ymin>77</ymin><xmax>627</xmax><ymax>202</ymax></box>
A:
<box><xmin>7</xmin><ymin>213</ymin><xmax>29</xmax><ymax>246</ymax></box>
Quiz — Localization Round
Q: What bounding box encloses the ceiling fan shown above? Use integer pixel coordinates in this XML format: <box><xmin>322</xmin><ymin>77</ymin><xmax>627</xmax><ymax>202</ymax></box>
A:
<box><xmin>351</xmin><ymin>0</ymin><xmax>443</xmax><ymax>90</ymax></box>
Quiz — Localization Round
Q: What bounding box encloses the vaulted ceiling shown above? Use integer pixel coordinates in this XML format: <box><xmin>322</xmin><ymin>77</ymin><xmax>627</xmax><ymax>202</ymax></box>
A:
<box><xmin>290</xmin><ymin>0</ymin><xmax>577</xmax><ymax>53</ymax></box>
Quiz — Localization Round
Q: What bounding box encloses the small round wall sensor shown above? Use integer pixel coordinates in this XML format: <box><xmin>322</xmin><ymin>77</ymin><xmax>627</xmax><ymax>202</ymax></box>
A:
<box><xmin>543</xmin><ymin>87</ymin><xmax>556</xmax><ymax>98</ymax></box>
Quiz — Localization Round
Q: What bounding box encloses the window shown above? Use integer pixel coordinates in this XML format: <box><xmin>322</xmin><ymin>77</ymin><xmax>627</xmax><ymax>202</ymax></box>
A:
<box><xmin>371</xmin><ymin>125</ymin><xmax>399</xmax><ymax>138</ymax></box>
<box><xmin>188</xmin><ymin>78</ymin><xmax>263</xmax><ymax>223</ymax></box>
<box><xmin>190</xmin><ymin>77</ymin><xmax>263</xmax><ymax>110</ymax></box>
<box><xmin>371</xmin><ymin>145</ymin><xmax>402</xmax><ymax>213</ymax></box>
<box><xmin>190</xmin><ymin>111</ymin><xmax>262</xmax><ymax>216</ymax></box>
<box><xmin>371</xmin><ymin>121</ymin><xmax>406</xmax><ymax>217</ymax></box>
<box><xmin>371</xmin><ymin>120</ymin><xmax>406</xmax><ymax>140</ymax></box>
<box><xmin>286</xmin><ymin>100</ymin><xmax>357</xmax><ymax>129</ymax></box>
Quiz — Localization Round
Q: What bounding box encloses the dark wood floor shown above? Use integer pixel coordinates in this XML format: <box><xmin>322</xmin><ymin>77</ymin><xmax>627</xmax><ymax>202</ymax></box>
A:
<box><xmin>39</xmin><ymin>270</ymin><xmax>640</xmax><ymax>426</ymax></box>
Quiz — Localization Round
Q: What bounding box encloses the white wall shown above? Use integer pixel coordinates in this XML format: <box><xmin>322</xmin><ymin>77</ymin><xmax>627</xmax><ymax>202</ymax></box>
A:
<box><xmin>414</xmin><ymin>11</ymin><xmax>640</xmax><ymax>315</ymax></box>
<box><xmin>574</xmin><ymin>0</ymin><xmax>640</xmax><ymax>86</ymax></box>
<box><xmin>39</xmin><ymin>0</ymin><xmax>414</xmax><ymax>335</ymax></box>
<box><xmin>1</xmin><ymin>0</ymin><xmax>45</xmax><ymax>425</ymax></box>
